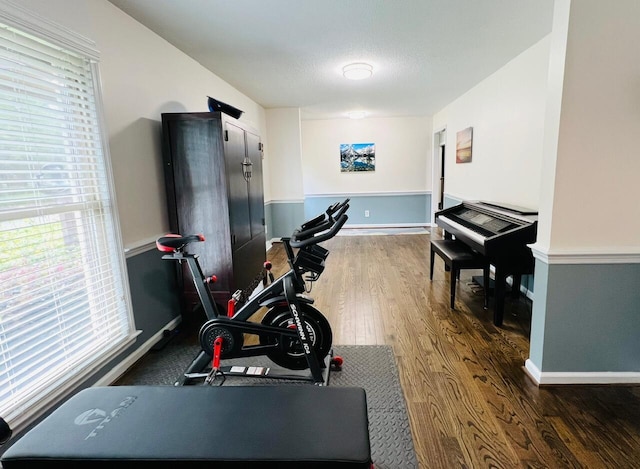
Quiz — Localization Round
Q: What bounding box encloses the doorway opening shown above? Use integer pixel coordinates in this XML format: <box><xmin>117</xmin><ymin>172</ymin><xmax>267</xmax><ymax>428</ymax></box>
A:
<box><xmin>431</xmin><ymin>128</ymin><xmax>446</xmax><ymax>222</ymax></box>
<box><xmin>438</xmin><ymin>140</ymin><xmax>445</xmax><ymax>210</ymax></box>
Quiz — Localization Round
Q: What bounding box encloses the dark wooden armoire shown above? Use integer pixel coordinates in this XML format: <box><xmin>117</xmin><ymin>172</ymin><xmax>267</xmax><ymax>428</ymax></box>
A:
<box><xmin>160</xmin><ymin>111</ymin><xmax>266</xmax><ymax>315</ymax></box>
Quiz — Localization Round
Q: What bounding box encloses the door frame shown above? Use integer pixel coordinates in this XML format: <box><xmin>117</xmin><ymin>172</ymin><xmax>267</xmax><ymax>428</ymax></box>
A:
<box><xmin>430</xmin><ymin>126</ymin><xmax>447</xmax><ymax>225</ymax></box>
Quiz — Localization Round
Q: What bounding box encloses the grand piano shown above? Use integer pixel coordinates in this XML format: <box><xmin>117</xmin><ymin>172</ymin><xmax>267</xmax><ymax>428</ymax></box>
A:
<box><xmin>435</xmin><ymin>201</ymin><xmax>538</xmax><ymax>326</ymax></box>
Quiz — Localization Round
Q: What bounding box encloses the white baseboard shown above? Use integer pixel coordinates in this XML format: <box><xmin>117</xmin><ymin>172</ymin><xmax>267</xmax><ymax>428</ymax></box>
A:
<box><xmin>525</xmin><ymin>359</ymin><xmax>640</xmax><ymax>385</ymax></box>
<box><xmin>95</xmin><ymin>316</ymin><xmax>182</xmax><ymax>386</ymax></box>
<box><xmin>267</xmin><ymin>238</ymin><xmax>282</xmax><ymax>250</ymax></box>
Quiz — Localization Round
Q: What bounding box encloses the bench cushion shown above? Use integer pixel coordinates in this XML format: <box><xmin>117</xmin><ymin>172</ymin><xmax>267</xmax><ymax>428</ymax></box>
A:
<box><xmin>1</xmin><ymin>386</ymin><xmax>371</xmax><ymax>468</ymax></box>
<box><xmin>431</xmin><ymin>239</ymin><xmax>483</xmax><ymax>262</ymax></box>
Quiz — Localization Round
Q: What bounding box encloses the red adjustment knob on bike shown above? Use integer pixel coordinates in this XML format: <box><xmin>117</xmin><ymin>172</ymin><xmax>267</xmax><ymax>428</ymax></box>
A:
<box><xmin>205</xmin><ymin>275</ymin><xmax>217</xmax><ymax>284</ymax></box>
<box><xmin>331</xmin><ymin>356</ymin><xmax>344</xmax><ymax>370</ymax></box>
<box><xmin>264</xmin><ymin>261</ymin><xmax>275</xmax><ymax>284</ymax></box>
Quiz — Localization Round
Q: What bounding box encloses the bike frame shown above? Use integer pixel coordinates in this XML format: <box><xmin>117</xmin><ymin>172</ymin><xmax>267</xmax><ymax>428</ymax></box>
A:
<box><xmin>159</xmin><ymin>199</ymin><xmax>349</xmax><ymax>385</ymax></box>
<box><xmin>165</xmin><ymin>237</ymin><xmax>326</xmax><ymax>384</ymax></box>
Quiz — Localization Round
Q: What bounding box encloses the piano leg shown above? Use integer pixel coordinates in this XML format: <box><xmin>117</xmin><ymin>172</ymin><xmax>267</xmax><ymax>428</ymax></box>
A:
<box><xmin>493</xmin><ymin>268</ymin><xmax>507</xmax><ymax>327</ymax></box>
<box><xmin>512</xmin><ymin>274</ymin><xmax>522</xmax><ymax>299</ymax></box>
<box><xmin>483</xmin><ymin>265</ymin><xmax>490</xmax><ymax>310</ymax></box>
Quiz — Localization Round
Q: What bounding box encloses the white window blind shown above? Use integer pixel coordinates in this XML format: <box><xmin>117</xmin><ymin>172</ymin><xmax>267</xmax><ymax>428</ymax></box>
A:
<box><xmin>0</xmin><ymin>11</ymin><xmax>135</xmax><ymax>429</ymax></box>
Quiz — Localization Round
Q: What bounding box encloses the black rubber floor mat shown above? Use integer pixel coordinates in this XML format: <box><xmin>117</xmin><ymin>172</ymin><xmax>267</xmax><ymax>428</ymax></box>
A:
<box><xmin>117</xmin><ymin>341</ymin><xmax>418</xmax><ymax>469</ymax></box>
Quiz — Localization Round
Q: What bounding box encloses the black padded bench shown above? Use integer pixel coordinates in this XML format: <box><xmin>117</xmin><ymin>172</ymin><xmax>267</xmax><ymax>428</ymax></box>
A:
<box><xmin>430</xmin><ymin>238</ymin><xmax>489</xmax><ymax>309</ymax></box>
<box><xmin>1</xmin><ymin>385</ymin><xmax>371</xmax><ymax>468</ymax></box>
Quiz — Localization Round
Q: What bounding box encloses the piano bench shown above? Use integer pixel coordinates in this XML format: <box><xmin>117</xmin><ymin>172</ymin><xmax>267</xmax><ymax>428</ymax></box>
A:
<box><xmin>430</xmin><ymin>239</ymin><xmax>489</xmax><ymax>309</ymax></box>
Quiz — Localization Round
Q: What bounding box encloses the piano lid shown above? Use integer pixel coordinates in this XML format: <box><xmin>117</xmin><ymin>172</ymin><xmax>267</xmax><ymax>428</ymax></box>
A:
<box><xmin>476</xmin><ymin>201</ymin><xmax>538</xmax><ymax>216</ymax></box>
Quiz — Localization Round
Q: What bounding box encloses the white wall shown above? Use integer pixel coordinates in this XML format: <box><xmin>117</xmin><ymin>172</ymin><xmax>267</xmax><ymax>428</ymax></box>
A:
<box><xmin>264</xmin><ymin>108</ymin><xmax>303</xmax><ymax>202</ymax></box>
<box><xmin>300</xmin><ymin>116</ymin><xmax>432</xmax><ymax>195</ymax></box>
<box><xmin>539</xmin><ymin>0</ymin><xmax>640</xmax><ymax>252</ymax></box>
<box><xmin>433</xmin><ymin>36</ymin><xmax>551</xmax><ymax>210</ymax></box>
<box><xmin>16</xmin><ymin>0</ymin><xmax>268</xmax><ymax>248</ymax></box>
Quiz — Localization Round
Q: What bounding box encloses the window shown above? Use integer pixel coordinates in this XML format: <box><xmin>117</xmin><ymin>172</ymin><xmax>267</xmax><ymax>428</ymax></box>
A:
<box><xmin>0</xmin><ymin>4</ymin><xmax>135</xmax><ymax>430</ymax></box>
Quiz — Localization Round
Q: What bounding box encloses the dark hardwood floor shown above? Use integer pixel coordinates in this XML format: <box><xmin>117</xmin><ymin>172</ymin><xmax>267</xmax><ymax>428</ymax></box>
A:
<box><xmin>264</xmin><ymin>230</ymin><xmax>640</xmax><ymax>469</ymax></box>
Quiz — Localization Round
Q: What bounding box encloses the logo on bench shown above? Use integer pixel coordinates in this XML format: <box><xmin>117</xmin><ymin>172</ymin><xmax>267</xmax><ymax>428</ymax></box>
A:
<box><xmin>74</xmin><ymin>396</ymin><xmax>138</xmax><ymax>440</ymax></box>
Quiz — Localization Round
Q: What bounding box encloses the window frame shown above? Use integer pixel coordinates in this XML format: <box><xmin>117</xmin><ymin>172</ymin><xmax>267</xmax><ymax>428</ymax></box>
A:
<box><xmin>0</xmin><ymin>0</ymin><xmax>137</xmax><ymax>434</ymax></box>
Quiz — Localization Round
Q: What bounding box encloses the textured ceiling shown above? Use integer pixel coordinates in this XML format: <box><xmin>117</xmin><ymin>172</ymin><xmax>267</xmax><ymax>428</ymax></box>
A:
<box><xmin>107</xmin><ymin>0</ymin><xmax>555</xmax><ymax>120</ymax></box>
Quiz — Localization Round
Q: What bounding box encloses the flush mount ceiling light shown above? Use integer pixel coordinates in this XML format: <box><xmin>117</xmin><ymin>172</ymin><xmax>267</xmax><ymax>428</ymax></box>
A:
<box><xmin>347</xmin><ymin>111</ymin><xmax>367</xmax><ymax>119</ymax></box>
<box><xmin>342</xmin><ymin>62</ymin><xmax>373</xmax><ymax>80</ymax></box>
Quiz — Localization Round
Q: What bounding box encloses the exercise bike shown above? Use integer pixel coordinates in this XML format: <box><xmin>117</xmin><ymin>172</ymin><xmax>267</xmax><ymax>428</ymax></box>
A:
<box><xmin>156</xmin><ymin>199</ymin><xmax>350</xmax><ymax>386</ymax></box>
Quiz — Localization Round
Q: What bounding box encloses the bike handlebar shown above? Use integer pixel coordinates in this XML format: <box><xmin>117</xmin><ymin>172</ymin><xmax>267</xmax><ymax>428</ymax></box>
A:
<box><xmin>293</xmin><ymin>199</ymin><xmax>350</xmax><ymax>241</ymax></box>
<box><xmin>298</xmin><ymin>198</ymin><xmax>350</xmax><ymax>233</ymax></box>
<box><xmin>290</xmin><ymin>211</ymin><xmax>348</xmax><ymax>248</ymax></box>
<box><xmin>326</xmin><ymin>198</ymin><xmax>350</xmax><ymax>217</ymax></box>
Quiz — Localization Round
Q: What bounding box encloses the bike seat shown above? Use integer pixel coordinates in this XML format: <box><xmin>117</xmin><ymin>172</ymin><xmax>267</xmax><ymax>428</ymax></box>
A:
<box><xmin>156</xmin><ymin>234</ymin><xmax>204</xmax><ymax>252</ymax></box>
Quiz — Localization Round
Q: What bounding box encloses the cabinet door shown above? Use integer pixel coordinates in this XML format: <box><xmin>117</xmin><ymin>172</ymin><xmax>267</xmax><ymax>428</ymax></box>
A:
<box><xmin>245</xmin><ymin>130</ymin><xmax>265</xmax><ymax>238</ymax></box>
<box><xmin>163</xmin><ymin>116</ymin><xmax>234</xmax><ymax>297</ymax></box>
<box><xmin>224</xmin><ymin>122</ymin><xmax>251</xmax><ymax>248</ymax></box>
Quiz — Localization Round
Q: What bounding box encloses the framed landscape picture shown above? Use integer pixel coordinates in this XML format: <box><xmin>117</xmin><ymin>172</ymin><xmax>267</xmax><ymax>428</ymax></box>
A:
<box><xmin>340</xmin><ymin>143</ymin><xmax>375</xmax><ymax>172</ymax></box>
<box><xmin>456</xmin><ymin>127</ymin><xmax>473</xmax><ymax>164</ymax></box>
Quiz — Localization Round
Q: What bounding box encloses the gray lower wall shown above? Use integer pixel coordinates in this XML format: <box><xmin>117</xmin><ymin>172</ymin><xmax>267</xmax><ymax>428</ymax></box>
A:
<box><xmin>125</xmin><ymin>248</ymin><xmax>182</xmax><ymax>335</ymax></box>
<box><xmin>266</xmin><ymin>200</ymin><xmax>306</xmax><ymax>239</ymax></box>
<box><xmin>306</xmin><ymin>193</ymin><xmax>430</xmax><ymax>226</ymax></box>
<box><xmin>443</xmin><ymin>194</ymin><xmax>463</xmax><ymax>209</ymax></box>
<box><xmin>529</xmin><ymin>259</ymin><xmax>640</xmax><ymax>372</ymax></box>
<box><xmin>266</xmin><ymin>193</ymin><xmax>431</xmax><ymax>239</ymax></box>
